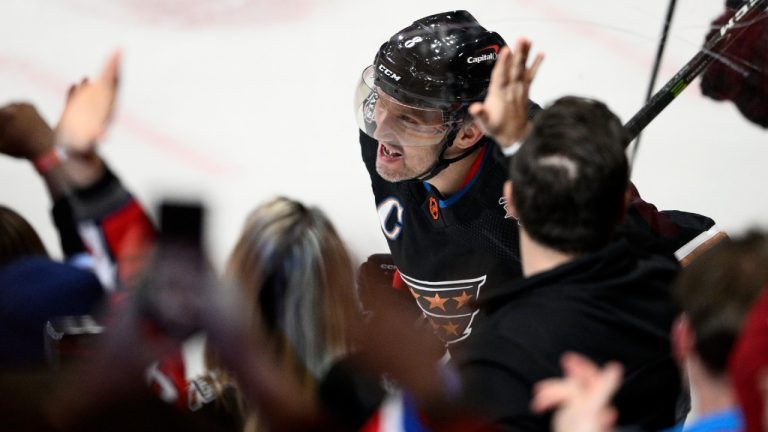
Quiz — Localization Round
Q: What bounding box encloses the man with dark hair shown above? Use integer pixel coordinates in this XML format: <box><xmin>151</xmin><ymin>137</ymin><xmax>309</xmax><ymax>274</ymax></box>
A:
<box><xmin>506</xmin><ymin>97</ymin><xmax>630</xmax><ymax>255</ymax></box>
<box><xmin>455</xmin><ymin>97</ymin><xmax>682</xmax><ymax>431</ymax></box>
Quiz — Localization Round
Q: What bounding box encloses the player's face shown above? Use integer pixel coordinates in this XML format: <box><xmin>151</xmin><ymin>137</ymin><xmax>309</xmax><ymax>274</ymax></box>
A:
<box><xmin>372</xmin><ymin>90</ymin><xmax>448</xmax><ymax>182</ymax></box>
<box><xmin>375</xmin><ymin>138</ymin><xmax>442</xmax><ymax>182</ymax></box>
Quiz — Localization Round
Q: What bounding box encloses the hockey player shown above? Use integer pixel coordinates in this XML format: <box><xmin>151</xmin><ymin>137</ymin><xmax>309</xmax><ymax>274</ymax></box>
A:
<box><xmin>355</xmin><ymin>10</ymin><xmax>538</xmax><ymax>345</ymax></box>
<box><xmin>355</xmin><ymin>10</ymin><xmax>723</xmax><ymax>345</ymax></box>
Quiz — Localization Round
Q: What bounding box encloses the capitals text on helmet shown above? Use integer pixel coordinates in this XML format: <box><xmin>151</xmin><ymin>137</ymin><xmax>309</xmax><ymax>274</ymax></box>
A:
<box><xmin>467</xmin><ymin>52</ymin><xmax>497</xmax><ymax>64</ymax></box>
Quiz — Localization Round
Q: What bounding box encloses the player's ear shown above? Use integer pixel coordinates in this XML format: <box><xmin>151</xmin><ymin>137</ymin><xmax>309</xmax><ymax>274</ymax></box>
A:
<box><xmin>453</xmin><ymin>120</ymin><xmax>484</xmax><ymax>149</ymax></box>
<box><xmin>503</xmin><ymin>180</ymin><xmax>520</xmax><ymax>220</ymax></box>
<box><xmin>671</xmin><ymin>315</ymin><xmax>694</xmax><ymax>366</ymax></box>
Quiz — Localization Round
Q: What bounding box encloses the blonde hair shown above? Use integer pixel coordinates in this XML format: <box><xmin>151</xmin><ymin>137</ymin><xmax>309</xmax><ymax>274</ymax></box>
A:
<box><xmin>212</xmin><ymin>197</ymin><xmax>359</xmax><ymax>430</ymax></box>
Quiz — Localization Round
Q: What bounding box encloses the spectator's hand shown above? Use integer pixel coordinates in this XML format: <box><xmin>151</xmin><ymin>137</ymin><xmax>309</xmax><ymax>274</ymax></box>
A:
<box><xmin>531</xmin><ymin>352</ymin><xmax>623</xmax><ymax>432</ymax></box>
<box><xmin>56</xmin><ymin>50</ymin><xmax>120</xmax><ymax>156</ymax></box>
<box><xmin>0</xmin><ymin>103</ymin><xmax>55</xmax><ymax>160</ymax></box>
<box><xmin>469</xmin><ymin>38</ymin><xmax>543</xmax><ymax>148</ymax></box>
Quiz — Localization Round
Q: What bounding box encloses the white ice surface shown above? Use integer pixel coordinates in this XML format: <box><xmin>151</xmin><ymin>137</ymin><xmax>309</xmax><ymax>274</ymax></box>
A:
<box><xmin>1</xmin><ymin>0</ymin><xmax>766</xmax><ymax>270</ymax></box>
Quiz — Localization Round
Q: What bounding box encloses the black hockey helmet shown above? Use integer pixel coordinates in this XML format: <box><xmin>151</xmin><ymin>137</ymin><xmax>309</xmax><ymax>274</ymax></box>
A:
<box><xmin>355</xmin><ymin>10</ymin><xmax>507</xmax><ymax>146</ymax></box>
<box><xmin>374</xmin><ymin>10</ymin><xmax>506</xmax><ymax>111</ymax></box>
<box><xmin>354</xmin><ymin>11</ymin><xmax>505</xmax><ymax>181</ymax></box>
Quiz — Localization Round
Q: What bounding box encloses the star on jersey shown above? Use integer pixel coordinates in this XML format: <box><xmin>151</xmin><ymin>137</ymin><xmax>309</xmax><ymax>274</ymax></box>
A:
<box><xmin>452</xmin><ymin>291</ymin><xmax>473</xmax><ymax>309</ymax></box>
<box><xmin>400</xmin><ymin>272</ymin><xmax>487</xmax><ymax>344</ymax></box>
<box><xmin>423</xmin><ymin>292</ymin><xmax>449</xmax><ymax>311</ymax></box>
<box><xmin>442</xmin><ymin>321</ymin><xmax>460</xmax><ymax>336</ymax></box>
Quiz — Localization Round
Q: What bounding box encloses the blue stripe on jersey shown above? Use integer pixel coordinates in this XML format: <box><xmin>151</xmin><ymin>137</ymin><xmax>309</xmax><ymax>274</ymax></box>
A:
<box><xmin>423</xmin><ymin>142</ymin><xmax>491</xmax><ymax>209</ymax></box>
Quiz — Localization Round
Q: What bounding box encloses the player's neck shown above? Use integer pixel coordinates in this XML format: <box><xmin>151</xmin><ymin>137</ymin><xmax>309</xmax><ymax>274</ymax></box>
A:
<box><xmin>686</xmin><ymin>357</ymin><xmax>737</xmax><ymax>419</ymax></box>
<box><xmin>426</xmin><ymin>147</ymin><xmax>482</xmax><ymax>196</ymax></box>
<box><xmin>519</xmin><ymin>229</ymin><xmax>577</xmax><ymax>278</ymax></box>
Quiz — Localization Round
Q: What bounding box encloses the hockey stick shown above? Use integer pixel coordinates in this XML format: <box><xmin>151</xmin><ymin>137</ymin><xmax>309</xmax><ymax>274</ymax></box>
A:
<box><xmin>629</xmin><ymin>0</ymin><xmax>677</xmax><ymax>165</ymax></box>
<box><xmin>624</xmin><ymin>0</ymin><xmax>768</xmax><ymax>142</ymax></box>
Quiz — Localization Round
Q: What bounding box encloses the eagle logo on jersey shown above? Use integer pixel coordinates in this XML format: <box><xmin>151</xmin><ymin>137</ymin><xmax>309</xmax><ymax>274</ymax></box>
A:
<box><xmin>400</xmin><ymin>272</ymin><xmax>486</xmax><ymax>344</ymax></box>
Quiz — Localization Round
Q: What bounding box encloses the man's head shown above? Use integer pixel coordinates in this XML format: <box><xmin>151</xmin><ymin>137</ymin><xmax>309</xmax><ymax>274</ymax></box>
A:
<box><xmin>355</xmin><ymin>11</ymin><xmax>503</xmax><ymax>182</ymax></box>
<box><xmin>672</xmin><ymin>232</ymin><xmax>768</xmax><ymax>378</ymax></box>
<box><xmin>506</xmin><ymin>97</ymin><xmax>630</xmax><ymax>254</ymax></box>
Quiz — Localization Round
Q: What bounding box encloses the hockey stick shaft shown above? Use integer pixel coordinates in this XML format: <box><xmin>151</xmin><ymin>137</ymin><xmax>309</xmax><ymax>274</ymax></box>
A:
<box><xmin>630</xmin><ymin>0</ymin><xmax>678</xmax><ymax>165</ymax></box>
<box><xmin>644</xmin><ymin>0</ymin><xmax>679</xmax><ymax>104</ymax></box>
<box><xmin>624</xmin><ymin>0</ymin><xmax>768</xmax><ymax>140</ymax></box>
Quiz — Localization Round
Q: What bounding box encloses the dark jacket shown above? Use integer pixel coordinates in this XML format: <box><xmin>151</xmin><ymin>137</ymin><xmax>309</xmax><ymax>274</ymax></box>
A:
<box><xmin>454</xmin><ymin>239</ymin><xmax>681</xmax><ymax>432</ymax></box>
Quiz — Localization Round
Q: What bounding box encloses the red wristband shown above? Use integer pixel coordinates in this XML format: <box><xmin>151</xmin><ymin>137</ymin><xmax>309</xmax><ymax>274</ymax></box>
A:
<box><xmin>32</xmin><ymin>148</ymin><xmax>63</xmax><ymax>174</ymax></box>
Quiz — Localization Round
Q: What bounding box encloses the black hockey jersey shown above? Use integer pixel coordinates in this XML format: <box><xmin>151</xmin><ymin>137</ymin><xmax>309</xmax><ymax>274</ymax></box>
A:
<box><xmin>360</xmin><ymin>131</ymin><xmax>522</xmax><ymax>345</ymax></box>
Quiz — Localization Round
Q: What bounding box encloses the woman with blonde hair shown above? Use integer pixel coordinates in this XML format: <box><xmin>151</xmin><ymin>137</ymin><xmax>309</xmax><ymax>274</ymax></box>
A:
<box><xmin>207</xmin><ymin>196</ymin><xmax>360</xmax><ymax>431</ymax></box>
<box><xmin>228</xmin><ymin>197</ymin><xmax>357</xmax><ymax>378</ymax></box>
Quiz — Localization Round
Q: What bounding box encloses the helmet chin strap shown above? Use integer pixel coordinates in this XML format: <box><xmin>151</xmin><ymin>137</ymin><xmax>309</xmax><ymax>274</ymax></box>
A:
<box><xmin>415</xmin><ymin>127</ymin><xmax>483</xmax><ymax>182</ymax></box>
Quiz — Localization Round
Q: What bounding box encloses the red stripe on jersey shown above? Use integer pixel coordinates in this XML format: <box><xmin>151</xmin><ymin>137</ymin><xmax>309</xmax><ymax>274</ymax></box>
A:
<box><xmin>150</xmin><ymin>348</ymin><xmax>189</xmax><ymax>410</ymax></box>
<box><xmin>359</xmin><ymin>406</ymin><xmax>382</xmax><ymax>432</ymax></box>
<box><xmin>101</xmin><ymin>200</ymin><xmax>156</xmax><ymax>288</ymax></box>
<box><xmin>392</xmin><ymin>269</ymin><xmax>406</xmax><ymax>291</ymax></box>
<box><xmin>460</xmin><ymin>144</ymin><xmax>487</xmax><ymax>189</ymax></box>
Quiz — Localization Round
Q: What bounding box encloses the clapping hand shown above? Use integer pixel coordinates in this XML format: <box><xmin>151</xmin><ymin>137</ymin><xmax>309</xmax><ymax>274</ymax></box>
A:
<box><xmin>531</xmin><ymin>352</ymin><xmax>623</xmax><ymax>432</ymax></box>
<box><xmin>56</xmin><ymin>50</ymin><xmax>121</xmax><ymax>156</ymax></box>
<box><xmin>469</xmin><ymin>38</ymin><xmax>543</xmax><ymax>148</ymax></box>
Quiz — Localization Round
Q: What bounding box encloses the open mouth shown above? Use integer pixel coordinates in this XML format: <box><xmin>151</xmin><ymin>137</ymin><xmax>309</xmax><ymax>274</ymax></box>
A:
<box><xmin>379</xmin><ymin>143</ymin><xmax>403</xmax><ymax>160</ymax></box>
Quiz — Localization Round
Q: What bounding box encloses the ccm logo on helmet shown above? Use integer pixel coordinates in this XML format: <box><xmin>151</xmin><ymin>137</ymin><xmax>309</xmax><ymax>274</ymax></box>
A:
<box><xmin>467</xmin><ymin>44</ymin><xmax>500</xmax><ymax>64</ymax></box>
<box><xmin>378</xmin><ymin>64</ymin><xmax>402</xmax><ymax>81</ymax></box>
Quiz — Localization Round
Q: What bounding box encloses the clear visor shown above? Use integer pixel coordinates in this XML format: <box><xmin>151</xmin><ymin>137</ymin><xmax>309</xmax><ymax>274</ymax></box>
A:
<box><xmin>353</xmin><ymin>65</ymin><xmax>460</xmax><ymax>147</ymax></box>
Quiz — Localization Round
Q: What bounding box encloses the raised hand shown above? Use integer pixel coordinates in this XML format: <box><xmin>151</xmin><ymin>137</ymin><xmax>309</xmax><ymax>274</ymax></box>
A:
<box><xmin>469</xmin><ymin>38</ymin><xmax>543</xmax><ymax>148</ymax></box>
<box><xmin>56</xmin><ymin>50</ymin><xmax>121</xmax><ymax>156</ymax></box>
<box><xmin>0</xmin><ymin>103</ymin><xmax>54</xmax><ymax>160</ymax></box>
<box><xmin>531</xmin><ymin>352</ymin><xmax>623</xmax><ymax>432</ymax></box>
